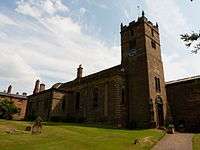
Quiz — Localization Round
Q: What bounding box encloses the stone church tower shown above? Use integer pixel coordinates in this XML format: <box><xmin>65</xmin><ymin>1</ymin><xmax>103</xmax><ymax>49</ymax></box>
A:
<box><xmin>121</xmin><ymin>12</ymin><xmax>167</xmax><ymax>128</ymax></box>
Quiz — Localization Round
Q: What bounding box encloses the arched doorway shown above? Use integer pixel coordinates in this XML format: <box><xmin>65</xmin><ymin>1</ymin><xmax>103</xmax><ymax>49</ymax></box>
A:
<box><xmin>156</xmin><ymin>96</ymin><xmax>164</xmax><ymax>127</ymax></box>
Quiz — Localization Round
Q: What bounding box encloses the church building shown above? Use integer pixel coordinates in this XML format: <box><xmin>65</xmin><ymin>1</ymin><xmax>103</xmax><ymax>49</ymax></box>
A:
<box><xmin>26</xmin><ymin>12</ymin><xmax>200</xmax><ymax>131</ymax></box>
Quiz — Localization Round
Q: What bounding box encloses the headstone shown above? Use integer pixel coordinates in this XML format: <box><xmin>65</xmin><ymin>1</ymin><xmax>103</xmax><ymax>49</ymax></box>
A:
<box><xmin>31</xmin><ymin>116</ymin><xmax>43</xmax><ymax>134</ymax></box>
<box><xmin>25</xmin><ymin>126</ymin><xmax>31</xmax><ymax>131</ymax></box>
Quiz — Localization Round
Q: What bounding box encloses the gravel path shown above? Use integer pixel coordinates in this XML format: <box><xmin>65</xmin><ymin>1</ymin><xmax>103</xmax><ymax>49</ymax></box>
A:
<box><xmin>152</xmin><ymin>133</ymin><xmax>193</xmax><ymax>150</ymax></box>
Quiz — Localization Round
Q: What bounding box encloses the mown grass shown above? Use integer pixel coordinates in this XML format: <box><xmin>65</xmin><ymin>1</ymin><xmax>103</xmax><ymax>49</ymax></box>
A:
<box><xmin>193</xmin><ymin>134</ymin><xmax>200</xmax><ymax>150</ymax></box>
<box><xmin>0</xmin><ymin>119</ymin><xmax>165</xmax><ymax>150</ymax></box>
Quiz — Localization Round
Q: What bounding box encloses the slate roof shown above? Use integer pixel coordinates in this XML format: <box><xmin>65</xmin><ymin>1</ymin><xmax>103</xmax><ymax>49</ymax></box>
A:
<box><xmin>166</xmin><ymin>75</ymin><xmax>200</xmax><ymax>85</ymax></box>
<box><xmin>0</xmin><ymin>92</ymin><xmax>27</xmax><ymax>100</ymax></box>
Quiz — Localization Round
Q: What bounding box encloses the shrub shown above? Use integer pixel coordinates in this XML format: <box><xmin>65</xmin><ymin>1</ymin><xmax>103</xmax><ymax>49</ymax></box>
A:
<box><xmin>0</xmin><ymin>98</ymin><xmax>19</xmax><ymax>120</ymax></box>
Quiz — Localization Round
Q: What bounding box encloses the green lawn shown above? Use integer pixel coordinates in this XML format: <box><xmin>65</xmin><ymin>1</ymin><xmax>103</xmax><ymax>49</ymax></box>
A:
<box><xmin>193</xmin><ymin>134</ymin><xmax>200</xmax><ymax>150</ymax></box>
<box><xmin>0</xmin><ymin>119</ymin><xmax>164</xmax><ymax>150</ymax></box>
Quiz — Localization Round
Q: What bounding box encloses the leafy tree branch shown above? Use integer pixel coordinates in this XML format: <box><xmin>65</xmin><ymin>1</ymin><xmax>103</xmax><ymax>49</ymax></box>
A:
<box><xmin>181</xmin><ymin>0</ymin><xmax>200</xmax><ymax>53</ymax></box>
<box><xmin>181</xmin><ymin>32</ymin><xmax>200</xmax><ymax>53</ymax></box>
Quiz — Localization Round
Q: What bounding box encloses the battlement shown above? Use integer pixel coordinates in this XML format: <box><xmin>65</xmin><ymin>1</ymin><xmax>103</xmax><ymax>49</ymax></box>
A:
<box><xmin>121</xmin><ymin>11</ymin><xmax>159</xmax><ymax>33</ymax></box>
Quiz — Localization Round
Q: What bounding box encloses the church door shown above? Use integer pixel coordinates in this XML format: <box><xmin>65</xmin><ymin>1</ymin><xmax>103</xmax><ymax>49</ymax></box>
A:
<box><xmin>156</xmin><ymin>97</ymin><xmax>164</xmax><ymax>127</ymax></box>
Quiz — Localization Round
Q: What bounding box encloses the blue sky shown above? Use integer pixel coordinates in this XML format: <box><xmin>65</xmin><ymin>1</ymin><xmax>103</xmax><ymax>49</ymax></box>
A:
<box><xmin>0</xmin><ymin>0</ymin><xmax>200</xmax><ymax>94</ymax></box>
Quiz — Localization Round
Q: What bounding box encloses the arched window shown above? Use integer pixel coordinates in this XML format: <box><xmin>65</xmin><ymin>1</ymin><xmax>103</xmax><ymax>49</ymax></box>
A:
<box><xmin>130</xmin><ymin>30</ymin><xmax>134</xmax><ymax>36</ymax></box>
<box><xmin>158</xmin><ymin>78</ymin><xmax>161</xmax><ymax>92</ymax></box>
<box><xmin>156</xmin><ymin>96</ymin><xmax>163</xmax><ymax>105</ymax></box>
<box><xmin>121</xmin><ymin>88</ymin><xmax>125</xmax><ymax>105</ymax></box>
<box><xmin>156</xmin><ymin>96</ymin><xmax>164</xmax><ymax>127</ymax></box>
<box><xmin>75</xmin><ymin>92</ymin><xmax>80</xmax><ymax>111</ymax></box>
<box><xmin>155</xmin><ymin>77</ymin><xmax>161</xmax><ymax>92</ymax></box>
<box><xmin>93</xmin><ymin>88</ymin><xmax>98</xmax><ymax>108</ymax></box>
<box><xmin>151</xmin><ymin>40</ymin><xmax>156</xmax><ymax>49</ymax></box>
<box><xmin>62</xmin><ymin>99</ymin><xmax>66</xmax><ymax>112</ymax></box>
<box><xmin>151</xmin><ymin>28</ymin><xmax>154</xmax><ymax>37</ymax></box>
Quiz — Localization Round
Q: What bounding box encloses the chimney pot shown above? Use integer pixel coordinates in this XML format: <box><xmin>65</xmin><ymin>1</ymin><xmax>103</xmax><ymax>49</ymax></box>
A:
<box><xmin>39</xmin><ymin>83</ymin><xmax>45</xmax><ymax>92</ymax></box>
<box><xmin>22</xmin><ymin>92</ymin><xmax>27</xmax><ymax>96</ymax></box>
<box><xmin>77</xmin><ymin>64</ymin><xmax>83</xmax><ymax>79</ymax></box>
<box><xmin>33</xmin><ymin>80</ymin><xmax>40</xmax><ymax>94</ymax></box>
<box><xmin>7</xmin><ymin>85</ymin><xmax>12</xmax><ymax>94</ymax></box>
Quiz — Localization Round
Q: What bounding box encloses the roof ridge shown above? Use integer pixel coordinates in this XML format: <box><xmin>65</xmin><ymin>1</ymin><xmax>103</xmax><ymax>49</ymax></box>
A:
<box><xmin>166</xmin><ymin>75</ymin><xmax>200</xmax><ymax>84</ymax></box>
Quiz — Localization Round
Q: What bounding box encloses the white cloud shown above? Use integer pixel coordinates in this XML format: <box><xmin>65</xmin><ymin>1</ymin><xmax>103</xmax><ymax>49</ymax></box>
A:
<box><xmin>145</xmin><ymin>0</ymin><xmax>189</xmax><ymax>51</ymax></box>
<box><xmin>0</xmin><ymin>13</ymin><xmax>18</xmax><ymax>26</ymax></box>
<box><xmin>16</xmin><ymin>0</ymin><xmax>69</xmax><ymax>18</ymax></box>
<box><xmin>0</xmin><ymin>0</ymin><xmax>120</xmax><ymax>94</ymax></box>
<box><xmin>79</xmin><ymin>8</ymin><xmax>87</xmax><ymax>15</ymax></box>
<box><xmin>0</xmin><ymin>50</ymin><xmax>37</xmax><ymax>80</ymax></box>
<box><xmin>0</xmin><ymin>49</ymin><xmax>39</xmax><ymax>93</ymax></box>
<box><xmin>2</xmin><ymin>0</ymin><xmax>199</xmax><ymax>94</ymax></box>
<box><xmin>163</xmin><ymin>54</ymin><xmax>188</xmax><ymax>80</ymax></box>
<box><xmin>145</xmin><ymin>0</ymin><xmax>200</xmax><ymax>81</ymax></box>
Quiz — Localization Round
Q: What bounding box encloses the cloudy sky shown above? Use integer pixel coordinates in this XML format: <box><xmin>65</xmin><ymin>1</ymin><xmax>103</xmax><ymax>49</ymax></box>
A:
<box><xmin>0</xmin><ymin>0</ymin><xmax>199</xmax><ymax>94</ymax></box>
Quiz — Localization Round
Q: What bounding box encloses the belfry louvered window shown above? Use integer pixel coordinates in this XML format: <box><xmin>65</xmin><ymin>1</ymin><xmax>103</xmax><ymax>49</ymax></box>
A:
<box><xmin>155</xmin><ymin>77</ymin><xmax>161</xmax><ymax>92</ymax></box>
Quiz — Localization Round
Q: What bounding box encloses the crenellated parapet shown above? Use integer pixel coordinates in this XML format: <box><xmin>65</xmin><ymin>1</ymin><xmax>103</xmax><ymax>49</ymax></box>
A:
<box><xmin>121</xmin><ymin>11</ymin><xmax>159</xmax><ymax>34</ymax></box>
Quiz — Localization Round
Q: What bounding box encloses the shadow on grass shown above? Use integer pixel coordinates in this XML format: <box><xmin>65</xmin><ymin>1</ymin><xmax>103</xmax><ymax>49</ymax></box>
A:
<box><xmin>44</xmin><ymin>122</ymin><xmax>121</xmax><ymax>130</ymax></box>
<box><xmin>0</xmin><ymin>119</ymin><xmax>159</xmax><ymax>131</ymax></box>
<box><xmin>42</xmin><ymin>121</ymin><xmax>152</xmax><ymax>131</ymax></box>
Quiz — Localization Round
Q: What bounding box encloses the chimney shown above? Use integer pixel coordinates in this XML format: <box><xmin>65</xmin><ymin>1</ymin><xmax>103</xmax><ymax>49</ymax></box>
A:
<box><xmin>7</xmin><ymin>85</ymin><xmax>12</xmax><ymax>94</ymax></box>
<box><xmin>33</xmin><ymin>80</ymin><xmax>40</xmax><ymax>94</ymax></box>
<box><xmin>22</xmin><ymin>92</ymin><xmax>27</xmax><ymax>96</ymax></box>
<box><xmin>77</xmin><ymin>64</ymin><xmax>83</xmax><ymax>79</ymax></box>
<box><xmin>39</xmin><ymin>83</ymin><xmax>45</xmax><ymax>92</ymax></box>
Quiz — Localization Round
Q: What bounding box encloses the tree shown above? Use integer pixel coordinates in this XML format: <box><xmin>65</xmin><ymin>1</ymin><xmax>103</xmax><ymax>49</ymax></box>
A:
<box><xmin>181</xmin><ymin>0</ymin><xmax>200</xmax><ymax>53</ymax></box>
<box><xmin>0</xmin><ymin>98</ymin><xmax>19</xmax><ymax>120</ymax></box>
<box><xmin>181</xmin><ymin>32</ymin><xmax>200</xmax><ymax>53</ymax></box>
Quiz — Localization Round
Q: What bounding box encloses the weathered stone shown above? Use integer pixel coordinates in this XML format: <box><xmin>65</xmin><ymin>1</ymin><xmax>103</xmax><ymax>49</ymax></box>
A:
<box><xmin>166</xmin><ymin>77</ymin><xmax>200</xmax><ymax>132</ymax></box>
<box><xmin>25</xmin><ymin>126</ymin><xmax>31</xmax><ymax>131</ymax></box>
<box><xmin>0</xmin><ymin>88</ymin><xmax>27</xmax><ymax>120</ymax></box>
<box><xmin>31</xmin><ymin>117</ymin><xmax>43</xmax><ymax>134</ymax></box>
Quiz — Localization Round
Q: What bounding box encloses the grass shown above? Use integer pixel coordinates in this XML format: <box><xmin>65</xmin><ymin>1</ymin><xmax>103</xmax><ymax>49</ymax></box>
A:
<box><xmin>0</xmin><ymin>119</ymin><xmax>165</xmax><ymax>150</ymax></box>
<box><xmin>193</xmin><ymin>134</ymin><xmax>200</xmax><ymax>150</ymax></box>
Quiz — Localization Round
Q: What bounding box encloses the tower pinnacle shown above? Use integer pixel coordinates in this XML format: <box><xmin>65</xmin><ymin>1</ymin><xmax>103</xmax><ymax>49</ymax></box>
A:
<box><xmin>142</xmin><ymin>10</ymin><xmax>145</xmax><ymax>17</ymax></box>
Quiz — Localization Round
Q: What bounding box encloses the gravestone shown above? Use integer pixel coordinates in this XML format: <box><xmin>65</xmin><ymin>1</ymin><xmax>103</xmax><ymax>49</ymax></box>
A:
<box><xmin>31</xmin><ymin>116</ymin><xmax>43</xmax><ymax>134</ymax></box>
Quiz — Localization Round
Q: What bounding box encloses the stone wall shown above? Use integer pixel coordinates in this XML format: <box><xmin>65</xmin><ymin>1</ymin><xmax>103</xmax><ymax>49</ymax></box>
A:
<box><xmin>27</xmin><ymin>68</ymin><xmax>127</xmax><ymax>128</ymax></box>
<box><xmin>144</xmin><ymin>22</ymin><xmax>168</xmax><ymax>127</ymax></box>
<box><xmin>50</xmin><ymin>90</ymin><xmax>67</xmax><ymax>118</ymax></box>
<box><xmin>0</xmin><ymin>95</ymin><xmax>27</xmax><ymax>120</ymax></box>
<box><xmin>57</xmin><ymin>73</ymin><xmax>127</xmax><ymax>127</ymax></box>
<box><xmin>166</xmin><ymin>78</ymin><xmax>200</xmax><ymax>132</ymax></box>
<box><xmin>12</xmin><ymin>98</ymin><xmax>27</xmax><ymax>120</ymax></box>
<box><xmin>27</xmin><ymin>90</ymin><xmax>52</xmax><ymax>120</ymax></box>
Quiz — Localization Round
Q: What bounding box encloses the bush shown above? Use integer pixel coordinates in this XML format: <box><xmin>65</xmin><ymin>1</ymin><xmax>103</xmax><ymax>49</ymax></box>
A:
<box><xmin>0</xmin><ymin>98</ymin><xmax>19</xmax><ymax>120</ymax></box>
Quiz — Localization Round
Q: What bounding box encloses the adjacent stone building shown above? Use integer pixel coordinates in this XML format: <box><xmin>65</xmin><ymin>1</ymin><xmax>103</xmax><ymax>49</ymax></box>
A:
<box><xmin>166</xmin><ymin>76</ymin><xmax>200</xmax><ymax>132</ymax></box>
<box><xmin>27</xmin><ymin>13</ymin><xmax>169</xmax><ymax>129</ymax></box>
<box><xmin>0</xmin><ymin>85</ymin><xmax>28</xmax><ymax>120</ymax></box>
